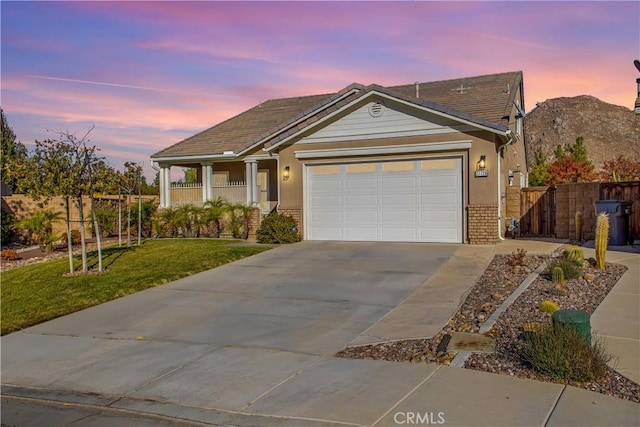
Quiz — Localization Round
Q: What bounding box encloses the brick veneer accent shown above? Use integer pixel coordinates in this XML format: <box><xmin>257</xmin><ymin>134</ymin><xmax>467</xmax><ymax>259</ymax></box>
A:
<box><xmin>247</xmin><ymin>207</ymin><xmax>262</xmax><ymax>241</ymax></box>
<box><xmin>468</xmin><ymin>204</ymin><xmax>499</xmax><ymax>244</ymax></box>
<box><xmin>278</xmin><ymin>207</ymin><xmax>303</xmax><ymax>235</ymax></box>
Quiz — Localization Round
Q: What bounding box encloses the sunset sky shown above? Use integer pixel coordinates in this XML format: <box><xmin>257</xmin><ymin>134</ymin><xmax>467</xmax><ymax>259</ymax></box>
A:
<box><xmin>2</xmin><ymin>1</ymin><xmax>638</xmax><ymax>180</ymax></box>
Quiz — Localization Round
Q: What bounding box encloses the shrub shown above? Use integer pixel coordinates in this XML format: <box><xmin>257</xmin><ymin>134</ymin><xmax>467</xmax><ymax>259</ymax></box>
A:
<box><xmin>256</xmin><ymin>212</ymin><xmax>301</xmax><ymax>244</ymax></box>
<box><xmin>60</xmin><ymin>230</ymin><xmax>82</xmax><ymax>246</ymax></box>
<box><xmin>546</xmin><ymin>255</ymin><xmax>582</xmax><ymax>280</ymax></box>
<box><xmin>538</xmin><ymin>300</ymin><xmax>560</xmax><ymax>314</ymax></box>
<box><xmin>129</xmin><ymin>200</ymin><xmax>157</xmax><ymax>238</ymax></box>
<box><xmin>506</xmin><ymin>248</ymin><xmax>527</xmax><ymax>267</ymax></box>
<box><xmin>0</xmin><ymin>249</ymin><xmax>20</xmax><ymax>261</ymax></box>
<box><xmin>517</xmin><ymin>324</ymin><xmax>612</xmax><ymax>382</ymax></box>
<box><xmin>90</xmin><ymin>207</ymin><xmax>118</xmax><ymax>237</ymax></box>
<box><xmin>1</xmin><ymin>211</ymin><xmax>15</xmax><ymax>245</ymax></box>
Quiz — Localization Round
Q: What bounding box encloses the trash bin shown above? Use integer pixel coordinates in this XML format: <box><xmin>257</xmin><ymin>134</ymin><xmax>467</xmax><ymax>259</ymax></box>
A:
<box><xmin>552</xmin><ymin>309</ymin><xmax>591</xmax><ymax>344</ymax></box>
<box><xmin>594</xmin><ymin>200</ymin><xmax>633</xmax><ymax>246</ymax></box>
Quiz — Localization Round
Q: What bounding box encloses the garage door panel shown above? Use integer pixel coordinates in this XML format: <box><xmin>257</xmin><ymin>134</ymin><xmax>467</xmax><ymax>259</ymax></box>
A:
<box><xmin>382</xmin><ymin>210</ymin><xmax>418</xmax><ymax>223</ymax></box>
<box><xmin>310</xmin><ymin>227</ymin><xmax>342</xmax><ymax>240</ymax></box>
<box><xmin>312</xmin><ymin>195</ymin><xmax>343</xmax><ymax>207</ymax></box>
<box><xmin>381</xmin><ymin>176</ymin><xmax>417</xmax><ymax>189</ymax></box>
<box><xmin>419</xmin><ymin>175</ymin><xmax>459</xmax><ymax>188</ymax></box>
<box><xmin>420</xmin><ymin>227</ymin><xmax>460</xmax><ymax>242</ymax></box>
<box><xmin>381</xmin><ymin>228</ymin><xmax>419</xmax><ymax>241</ymax></box>
<box><xmin>307</xmin><ymin>158</ymin><xmax>462</xmax><ymax>243</ymax></box>
<box><xmin>382</xmin><ymin>194</ymin><xmax>417</xmax><ymax>207</ymax></box>
<box><xmin>345</xmin><ymin>178</ymin><xmax>378</xmax><ymax>191</ymax></box>
<box><xmin>345</xmin><ymin>211</ymin><xmax>378</xmax><ymax>223</ymax></box>
<box><xmin>419</xmin><ymin>193</ymin><xmax>459</xmax><ymax>205</ymax></box>
<box><xmin>420</xmin><ymin>210</ymin><xmax>459</xmax><ymax>223</ymax></box>
<box><xmin>311</xmin><ymin>211</ymin><xmax>342</xmax><ymax>223</ymax></box>
<box><xmin>311</xmin><ymin>180</ymin><xmax>343</xmax><ymax>193</ymax></box>
<box><xmin>345</xmin><ymin>195</ymin><xmax>378</xmax><ymax>206</ymax></box>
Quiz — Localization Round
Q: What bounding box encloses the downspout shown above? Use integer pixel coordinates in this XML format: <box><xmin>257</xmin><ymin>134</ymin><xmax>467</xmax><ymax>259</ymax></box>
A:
<box><xmin>497</xmin><ymin>130</ymin><xmax>516</xmax><ymax>241</ymax></box>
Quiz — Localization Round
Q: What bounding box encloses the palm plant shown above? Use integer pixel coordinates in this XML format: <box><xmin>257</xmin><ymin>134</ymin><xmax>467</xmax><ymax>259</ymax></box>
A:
<box><xmin>174</xmin><ymin>203</ymin><xmax>203</xmax><ymax>238</ymax></box>
<box><xmin>223</xmin><ymin>202</ymin><xmax>252</xmax><ymax>239</ymax></box>
<box><xmin>202</xmin><ymin>197</ymin><xmax>227</xmax><ymax>237</ymax></box>
<box><xmin>17</xmin><ymin>209</ymin><xmax>63</xmax><ymax>251</ymax></box>
<box><xmin>157</xmin><ymin>207</ymin><xmax>179</xmax><ymax>237</ymax></box>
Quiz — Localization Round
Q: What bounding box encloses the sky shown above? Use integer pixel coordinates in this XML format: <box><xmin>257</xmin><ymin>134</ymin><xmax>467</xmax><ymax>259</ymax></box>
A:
<box><xmin>2</xmin><ymin>1</ymin><xmax>639</xmax><ymax>181</ymax></box>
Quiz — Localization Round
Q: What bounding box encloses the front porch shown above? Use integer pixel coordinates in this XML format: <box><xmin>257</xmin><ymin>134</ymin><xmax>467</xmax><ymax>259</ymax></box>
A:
<box><xmin>156</xmin><ymin>158</ymin><xmax>278</xmax><ymax>212</ymax></box>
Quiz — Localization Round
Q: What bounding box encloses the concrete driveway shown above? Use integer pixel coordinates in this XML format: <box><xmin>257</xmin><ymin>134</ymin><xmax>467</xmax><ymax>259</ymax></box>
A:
<box><xmin>2</xmin><ymin>241</ymin><xmax>458</xmax><ymax>425</ymax></box>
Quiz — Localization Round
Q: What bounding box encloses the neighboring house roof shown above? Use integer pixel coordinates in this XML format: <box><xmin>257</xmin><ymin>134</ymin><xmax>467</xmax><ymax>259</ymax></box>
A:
<box><xmin>151</xmin><ymin>71</ymin><xmax>523</xmax><ymax>161</ymax></box>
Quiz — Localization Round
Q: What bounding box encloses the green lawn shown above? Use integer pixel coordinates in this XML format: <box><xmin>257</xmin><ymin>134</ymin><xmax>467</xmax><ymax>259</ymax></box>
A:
<box><xmin>1</xmin><ymin>239</ymin><xmax>271</xmax><ymax>335</ymax></box>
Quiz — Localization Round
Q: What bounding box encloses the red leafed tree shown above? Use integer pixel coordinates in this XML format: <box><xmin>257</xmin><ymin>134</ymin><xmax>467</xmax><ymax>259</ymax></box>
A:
<box><xmin>598</xmin><ymin>156</ymin><xmax>640</xmax><ymax>182</ymax></box>
<box><xmin>547</xmin><ymin>157</ymin><xmax>596</xmax><ymax>185</ymax></box>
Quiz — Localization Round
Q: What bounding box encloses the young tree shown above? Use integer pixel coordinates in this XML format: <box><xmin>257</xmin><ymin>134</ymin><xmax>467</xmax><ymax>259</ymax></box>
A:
<box><xmin>53</xmin><ymin>127</ymin><xmax>106</xmax><ymax>273</ymax></box>
<box><xmin>5</xmin><ymin>138</ymin><xmax>77</xmax><ymax>273</ymax></box>
<box><xmin>547</xmin><ymin>136</ymin><xmax>596</xmax><ymax>185</ymax></box>
<box><xmin>528</xmin><ymin>148</ymin><xmax>552</xmax><ymax>186</ymax></box>
<box><xmin>1</xmin><ymin>109</ymin><xmax>27</xmax><ymax>192</ymax></box>
<box><xmin>599</xmin><ymin>156</ymin><xmax>640</xmax><ymax>182</ymax></box>
<box><xmin>568</xmin><ymin>136</ymin><xmax>588</xmax><ymax>162</ymax></box>
<box><xmin>120</xmin><ymin>162</ymin><xmax>143</xmax><ymax>247</ymax></box>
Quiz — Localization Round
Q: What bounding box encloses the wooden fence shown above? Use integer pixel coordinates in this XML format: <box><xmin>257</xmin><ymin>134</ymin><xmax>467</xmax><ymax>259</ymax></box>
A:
<box><xmin>519</xmin><ymin>186</ymin><xmax>556</xmax><ymax>237</ymax></box>
<box><xmin>601</xmin><ymin>182</ymin><xmax>640</xmax><ymax>238</ymax></box>
<box><xmin>516</xmin><ymin>181</ymin><xmax>640</xmax><ymax>239</ymax></box>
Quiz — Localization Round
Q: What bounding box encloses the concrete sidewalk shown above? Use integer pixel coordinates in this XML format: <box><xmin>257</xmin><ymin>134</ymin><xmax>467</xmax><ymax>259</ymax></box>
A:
<box><xmin>2</xmin><ymin>239</ymin><xmax>639</xmax><ymax>427</ymax></box>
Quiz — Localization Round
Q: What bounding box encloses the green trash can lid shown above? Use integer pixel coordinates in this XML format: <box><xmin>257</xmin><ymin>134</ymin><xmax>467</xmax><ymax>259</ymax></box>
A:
<box><xmin>552</xmin><ymin>308</ymin><xmax>590</xmax><ymax>323</ymax></box>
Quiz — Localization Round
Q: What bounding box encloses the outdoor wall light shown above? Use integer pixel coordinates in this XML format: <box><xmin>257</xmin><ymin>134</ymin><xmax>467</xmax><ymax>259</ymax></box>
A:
<box><xmin>474</xmin><ymin>155</ymin><xmax>488</xmax><ymax>178</ymax></box>
<box><xmin>478</xmin><ymin>155</ymin><xmax>486</xmax><ymax>171</ymax></box>
<box><xmin>283</xmin><ymin>166</ymin><xmax>290</xmax><ymax>181</ymax></box>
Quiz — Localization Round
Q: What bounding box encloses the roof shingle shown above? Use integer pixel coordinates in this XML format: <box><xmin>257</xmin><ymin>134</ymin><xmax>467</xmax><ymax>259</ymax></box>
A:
<box><xmin>151</xmin><ymin>72</ymin><xmax>522</xmax><ymax>160</ymax></box>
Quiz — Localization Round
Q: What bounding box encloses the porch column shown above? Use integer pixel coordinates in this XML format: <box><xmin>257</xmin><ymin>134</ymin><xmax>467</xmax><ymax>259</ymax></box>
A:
<box><xmin>160</xmin><ymin>164</ymin><xmax>171</xmax><ymax>208</ymax></box>
<box><xmin>251</xmin><ymin>161</ymin><xmax>258</xmax><ymax>206</ymax></box>
<box><xmin>201</xmin><ymin>162</ymin><xmax>213</xmax><ymax>204</ymax></box>
<box><xmin>245</xmin><ymin>160</ymin><xmax>258</xmax><ymax>206</ymax></box>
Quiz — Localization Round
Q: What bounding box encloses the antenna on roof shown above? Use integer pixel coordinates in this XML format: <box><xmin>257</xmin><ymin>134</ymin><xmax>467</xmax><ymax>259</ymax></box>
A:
<box><xmin>634</xmin><ymin>59</ymin><xmax>640</xmax><ymax>73</ymax></box>
<box><xmin>415</xmin><ymin>81</ymin><xmax>420</xmax><ymax>98</ymax></box>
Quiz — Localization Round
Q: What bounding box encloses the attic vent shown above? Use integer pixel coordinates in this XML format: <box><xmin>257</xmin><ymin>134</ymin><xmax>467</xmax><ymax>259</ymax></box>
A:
<box><xmin>368</xmin><ymin>101</ymin><xmax>385</xmax><ymax>117</ymax></box>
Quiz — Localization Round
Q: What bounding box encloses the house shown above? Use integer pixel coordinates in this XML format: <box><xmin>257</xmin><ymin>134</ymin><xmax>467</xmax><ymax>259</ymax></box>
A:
<box><xmin>151</xmin><ymin>71</ymin><xmax>528</xmax><ymax>244</ymax></box>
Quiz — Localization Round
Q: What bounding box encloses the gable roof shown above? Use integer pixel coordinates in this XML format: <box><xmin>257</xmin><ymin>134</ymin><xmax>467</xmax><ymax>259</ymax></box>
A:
<box><xmin>151</xmin><ymin>71</ymin><xmax>522</xmax><ymax>161</ymax></box>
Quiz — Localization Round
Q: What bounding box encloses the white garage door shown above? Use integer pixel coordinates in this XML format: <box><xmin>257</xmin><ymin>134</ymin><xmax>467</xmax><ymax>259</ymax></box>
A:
<box><xmin>306</xmin><ymin>158</ymin><xmax>462</xmax><ymax>243</ymax></box>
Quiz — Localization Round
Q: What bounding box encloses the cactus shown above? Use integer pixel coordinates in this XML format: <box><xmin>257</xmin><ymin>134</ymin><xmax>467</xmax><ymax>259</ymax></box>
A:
<box><xmin>595</xmin><ymin>212</ymin><xmax>609</xmax><ymax>270</ymax></box>
<box><xmin>551</xmin><ymin>266</ymin><xmax>565</xmax><ymax>284</ymax></box>
<box><xmin>563</xmin><ymin>245</ymin><xmax>584</xmax><ymax>263</ymax></box>
<box><xmin>538</xmin><ymin>300</ymin><xmax>560</xmax><ymax>314</ymax></box>
<box><xmin>575</xmin><ymin>211</ymin><xmax>583</xmax><ymax>241</ymax></box>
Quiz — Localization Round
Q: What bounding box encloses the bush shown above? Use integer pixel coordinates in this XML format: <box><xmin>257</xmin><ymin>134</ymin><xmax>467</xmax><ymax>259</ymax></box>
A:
<box><xmin>129</xmin><ymin>200</ymin><xmax>157</xmax><ymax>238</ymax></box>
<box><xmin>91</xmin><ymin>207</ymin><xmax>118</xmax><ymax>237</ymax></box>
<box><xmin>506</xmin><ymin>248</ymin><xmax>527</xmax><ymax>267</ymax></box>
<box><xmin>256</xmin><ymin>212</ymin><xmax>301</xmax><ymax>244</ymax></box>
<box><xmin>1</xmin><ymin>249</ymin><xmax>20</xmax><ymax>261</ymax></box>
<box><xmin>517</xmin><ymin>324</ymin><xmax>611</xmax><ymax>382</ymax></box>
<box><xmin>60</xmin><ymin>230</ymin><xmax>82</xmax><ymax>246</ymax></box>
<box><xmin>1</xmin><ymin>211</ymin><xmax>15</xmax><ymax>245</ymax></box>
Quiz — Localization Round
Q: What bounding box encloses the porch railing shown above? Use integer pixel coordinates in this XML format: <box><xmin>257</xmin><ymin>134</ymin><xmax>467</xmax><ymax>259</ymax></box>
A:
<box><xmin>170</xmin><ymin>182</ymin><xmax>247</xmax><ymax>207</ymax></box>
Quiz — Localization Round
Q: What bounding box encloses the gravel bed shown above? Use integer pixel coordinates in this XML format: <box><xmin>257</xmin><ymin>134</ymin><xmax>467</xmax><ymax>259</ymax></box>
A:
<box><xmin>336</xmin><ymin>248</ymin><xmax>640</xmax><ymax>403</ymax></box>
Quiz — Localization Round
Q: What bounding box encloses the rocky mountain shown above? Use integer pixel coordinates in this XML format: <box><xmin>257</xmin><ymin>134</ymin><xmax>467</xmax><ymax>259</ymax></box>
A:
<box><xmin>524</xmin><ymin>95</ymin><xmax>640</xmax><ymax>168</ymax></box>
